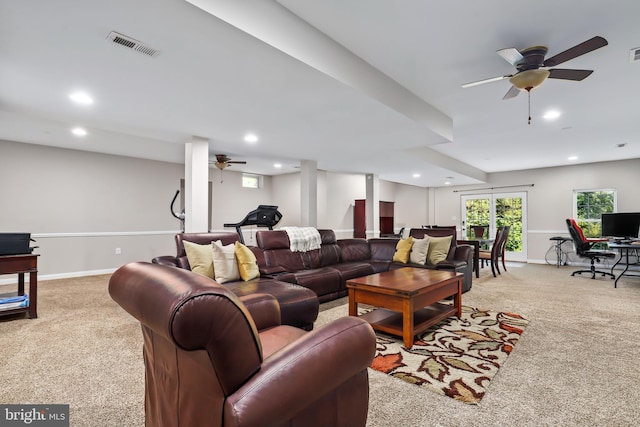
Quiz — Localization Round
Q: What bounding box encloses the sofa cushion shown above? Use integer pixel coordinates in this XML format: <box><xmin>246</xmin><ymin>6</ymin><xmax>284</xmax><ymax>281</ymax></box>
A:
<box><xmin>212</xmin><ymin>240</ymin><xmax>240</xmax><ymax>284</ymax></box>
<box><xmin>291</xmin><ymin>268</ymin><xmax>343</xmax><ymax>302</ymax></box>
<box><xmin>330</xmin><ymin>262</ymin><xmax>374</xmax><ymax>282</ymax></box>
<box><xmin>338</xmin><ymin>239</ymin><xmax>371</xmax><ymax>262</ymax></box>
<box><xmin>392</xmin><ymin>237</ymin><xmax>414</xmax><ymax>263</ymax></box>
<box><xmin>183</xmin><ymin>240</ymin><xmax>214</xmax><ymax>278</ymax></box>
<box><xmin>427</xmin><ymin>235</ymin><xmax>453</xmax><ymax>265</ymax></box>
<box><xmin>235</xmin><ymin>242</ymin><xmax>260</xmax><ymax>281</ymax></box>
<box><xmin>224</xmin><ymin>278</ymin><xmax>319</xmax><ymax>330</ymax></box>
<box><xmin>409</xmin><ymin>237</ymin><xmax>430</xmax><ymax>264</ymax></box>
<box><xmin>369</xmin><ymin>238</ymin><xmax>399</xmax><ymax>261</ymax></box>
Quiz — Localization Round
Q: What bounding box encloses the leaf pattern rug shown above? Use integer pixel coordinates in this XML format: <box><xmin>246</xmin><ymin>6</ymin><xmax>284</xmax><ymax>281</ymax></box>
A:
<box><xmin>369</xmin><ymin>305</ymin><xmax>529</xmax><ymax>404</ymax></box>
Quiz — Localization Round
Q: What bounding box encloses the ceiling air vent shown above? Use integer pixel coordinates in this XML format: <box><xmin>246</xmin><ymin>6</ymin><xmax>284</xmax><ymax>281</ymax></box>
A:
<box><xmin>630</xmin><ymin>47</ymin><xmax>640</xmax><ymax>63</ymax></box>
<box><xmin>107</xmin><ymin>31</ymin><xmax>160</xmax><ymax>57</ymax></box>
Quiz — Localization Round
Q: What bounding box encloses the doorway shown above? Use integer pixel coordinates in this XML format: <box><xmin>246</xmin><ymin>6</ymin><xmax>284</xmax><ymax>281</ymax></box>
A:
<box><xmin>461</xmin><ymin>192</ymin><xmax>527</xmax><ymax>262</ymax></box>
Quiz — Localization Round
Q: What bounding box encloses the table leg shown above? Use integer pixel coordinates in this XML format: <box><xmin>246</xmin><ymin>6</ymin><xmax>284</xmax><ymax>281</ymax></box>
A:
<box><xmin>18</xmin><ymin>272</ymin><xmax>25</xmax><ymax>295</ymax></box>
<box><xmin>29</xmin><ymin>270</ymin><xmax>37</xmax><ymax>319</ymax></box>
<box><xmin>402</xmin><ymin>298</ymin><xmax>414</xmax><ymax>349</ymax></box>
<box><xmin>454</xmin><ymin>278</ymin><xmax>462</xmax><ymax>318</ymax></box>
<box><xmin>348</xmin><ymin>289</ymin><xmax>357</xmax><ymax>316</ymax></box>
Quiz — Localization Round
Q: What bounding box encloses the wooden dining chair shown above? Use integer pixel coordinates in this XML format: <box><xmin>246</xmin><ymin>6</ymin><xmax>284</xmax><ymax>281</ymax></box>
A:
<box><xmin>479</xmin><ymin>227</ymin><xmax>506</xmax><ymax>277</ymax></box>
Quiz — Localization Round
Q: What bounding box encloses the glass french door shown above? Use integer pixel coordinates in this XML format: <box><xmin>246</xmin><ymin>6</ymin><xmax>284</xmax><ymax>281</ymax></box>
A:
<box><xmin>461</xmin><ymin>192</ymin><xmax>527</xmax><ymax>262</ymax></box>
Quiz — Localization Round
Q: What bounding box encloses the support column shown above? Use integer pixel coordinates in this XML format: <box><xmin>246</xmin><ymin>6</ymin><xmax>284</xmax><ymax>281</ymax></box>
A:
<box><xmin>300</xmin><ymin>160</ymin><xmax>317</xmax><ymax>227</ymax></box>
<box><xmin>366</xmin><ymin>174</ymin><xmax>380</xmax><ymax>238</ymax></box>
<box><xmin>184</xmin><ymin>137</ymin><xmax>209</xmax><ymax>232</ymax></box>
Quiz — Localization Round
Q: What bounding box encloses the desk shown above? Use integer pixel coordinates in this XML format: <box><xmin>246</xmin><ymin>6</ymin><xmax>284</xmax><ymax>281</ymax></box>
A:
<box><xmin>608</xmin><ymin>242</ymin><xmax>640</xmax><ymax>288</ymax></box>
<box><xmin>0</xmin><ymin>254</ymin><xmax>38</xmax><ymax>318</ymax></box>
<box><xmin>458</xmin><ymin>238</ymin><xmax>494</xmax><ymax>278</ymax></box>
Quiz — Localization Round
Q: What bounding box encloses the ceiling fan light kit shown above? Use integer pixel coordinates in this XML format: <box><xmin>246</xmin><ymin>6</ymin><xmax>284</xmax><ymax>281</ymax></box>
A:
<box><xmin>509</xmin><ymin>69</ymin><xmax>550</xmax><ymax>90</ymax></box>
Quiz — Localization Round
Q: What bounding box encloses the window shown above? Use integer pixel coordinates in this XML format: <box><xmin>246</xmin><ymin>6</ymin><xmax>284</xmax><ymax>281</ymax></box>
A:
<box><xmin>573</xmin><ymin>189</ymin><xmax>616</xmax><ymax>237</ymax></box>
<box><xmin>242</xmin><ymin>173</ymin><xmax>261</xmax><ymax>189</ymax></box>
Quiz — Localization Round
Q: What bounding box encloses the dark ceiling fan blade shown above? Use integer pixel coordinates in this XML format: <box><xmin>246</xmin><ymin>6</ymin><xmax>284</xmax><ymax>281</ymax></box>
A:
<box><xmin>227</xmin><ymin>161</ymin><xmax>247</xmax><ymax>164</ymax></box>
<box><xmin>462</xmin><ymin>74</ymin><xmax>512</xmax><ymax>88</ymax></box>
<box><xmin>547</xmin><ymin>68</ymin><xmax>594</xmax><ymax>81</ymax></box>
<box><xmin>502</xmin><ymin>85</ymin><xmax>521</xmax><ymax>100</ymax></box>
<box><xmin>543</xmin><ymin>36</ymin><xmax>608</xmax><ymax>67</ymax></box>
<box><xmin>497</xmin><ymin>47</ymin><xmax>523</xmax><ymax>66</ymax></box>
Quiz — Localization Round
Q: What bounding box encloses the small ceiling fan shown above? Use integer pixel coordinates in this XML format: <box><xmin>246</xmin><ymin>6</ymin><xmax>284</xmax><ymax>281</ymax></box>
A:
<box><xmin>210</xmin><ymin>154</ymin><xmax>247</xmax><ymax>182</ymax></box>
<box><xmin>211</xmin><ymin>154</ymin><xmax>247</xmax><ymax>170</ymax></box>
<box><xmin>462</xmin><ymin>36</ymin><xmax>608</xmax><ymax>123</ymax></box>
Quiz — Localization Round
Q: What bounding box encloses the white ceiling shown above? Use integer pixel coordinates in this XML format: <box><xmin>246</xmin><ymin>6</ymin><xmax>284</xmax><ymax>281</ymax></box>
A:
<box><xmin>1</xmin><ymin>0</ymin><xmax>639</xmax><ymax>187</ymax></box>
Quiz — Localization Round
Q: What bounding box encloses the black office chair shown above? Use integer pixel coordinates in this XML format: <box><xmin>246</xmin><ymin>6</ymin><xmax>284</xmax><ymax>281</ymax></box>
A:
<box><xmin>565</xmin><ymin>218</ymin><xmax>616</xmax><ymax>280</ymax></box>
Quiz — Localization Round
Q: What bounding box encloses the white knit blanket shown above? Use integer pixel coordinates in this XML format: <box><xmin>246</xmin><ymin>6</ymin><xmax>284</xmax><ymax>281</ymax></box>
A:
<box><xmin>281</xmin><ymin>227</ymin><xmax>322</xmax><ymax>252</ymax></box>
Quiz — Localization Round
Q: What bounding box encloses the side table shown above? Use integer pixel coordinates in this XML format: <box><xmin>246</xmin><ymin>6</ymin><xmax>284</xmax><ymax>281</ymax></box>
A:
<box><xmin>0</xmin><ymin>254</ymin><xmax>39</xmax><ymax>319</ymax></box>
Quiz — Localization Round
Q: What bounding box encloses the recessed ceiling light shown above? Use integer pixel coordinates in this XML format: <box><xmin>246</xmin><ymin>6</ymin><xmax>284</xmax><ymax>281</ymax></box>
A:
<box><xmin>568</xmin><ymin>155</ymin><xmax>578</xmax><ymax>161</ymax></box>
<box><xmin>244</xmin><ymin>133</ymin><xmax>258</xmax><ymax>143</ymax></box>
<box><xmin>69</xmin><ymin>92</ymin><xmax>94</xmax><ymax>105</ymax></box>
<box><xmin>444</xmin><ymin>181</ymin><xmax>452</xmax><ymax>185</ymax></box>
<box><xmin>71</xmin><ymin>127</ymin><xmax>87</xmax><ymax>136</ymax></box>
<box><xmin>543</xmin><ymin>110</ymin><xmax>561</xmax><ymax>119</ymax></box>
<box><xmin>274</xmin><ymin>163</ymin><xmax>282</xmax><ymax>168</ymax></box>
<box><xmin>412</xmin><ymin>173</ymin><xmax>421</xmax><ymax>178</ymax></box>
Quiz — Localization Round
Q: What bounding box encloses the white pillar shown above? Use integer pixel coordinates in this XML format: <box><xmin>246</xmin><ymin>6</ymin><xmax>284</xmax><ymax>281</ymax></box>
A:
<box><xmin>300</xmin><ymin>160</ymin><xmax>317</xmax><ymax>227</ymax></box>
<box><xmin>366</xmin><ymin>174</ymin><xmax>380</xmax><ymax>238</ymax></box>
<box><xmin>184</xmin><ymin>137</ymin><xmax>209</xmax><ymax>232</ymax></box>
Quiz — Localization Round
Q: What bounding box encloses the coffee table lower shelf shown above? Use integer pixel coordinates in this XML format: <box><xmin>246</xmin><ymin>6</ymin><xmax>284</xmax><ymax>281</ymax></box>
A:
<box><xmin>359</xmin><ymin>303</ymin><xmax>455</xmax><ymax>343</ymax></box>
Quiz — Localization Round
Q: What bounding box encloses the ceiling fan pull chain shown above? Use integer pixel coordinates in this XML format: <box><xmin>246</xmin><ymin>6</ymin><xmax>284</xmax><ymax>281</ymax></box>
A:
<box><xmin>527</xmin><ymin>89</ymin><xmax>532</xmax><ymax>125</ymax></box>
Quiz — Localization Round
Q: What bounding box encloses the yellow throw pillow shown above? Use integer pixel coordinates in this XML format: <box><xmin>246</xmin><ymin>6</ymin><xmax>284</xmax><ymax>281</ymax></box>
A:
<box><xmin>392</xmin><ymin>237</ymin><xmax>414</xmax><ymax>263</ymax></box>
<box><xmin>211</xmin><ymin>240</ymin><xmax>241</xmax><ymax>284</ymax></box>
<box><xmin>426</xmin><ymin>235</ymin><xmax>452</xmax><ymax>265</ymax></box>
<box><xmin>234</xmin><ymin>242</ymin><xmax>260</xmax><ymax>281</ymax></box>
<box><xmin>409</xmin><ymin>237</ymin><xmax>430</xmax><ymax>264</ymax></box>
<box><xmin>183</xmin><ymin>240</ymin><xmax>214</xmax><ymax>278</ymax></box>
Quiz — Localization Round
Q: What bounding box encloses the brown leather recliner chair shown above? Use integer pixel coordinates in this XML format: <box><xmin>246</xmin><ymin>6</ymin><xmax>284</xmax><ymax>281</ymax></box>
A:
<box><xmin>109</xmin><ymin>262</ymin><xmax>376</xmax><ymax>427</ymax></box>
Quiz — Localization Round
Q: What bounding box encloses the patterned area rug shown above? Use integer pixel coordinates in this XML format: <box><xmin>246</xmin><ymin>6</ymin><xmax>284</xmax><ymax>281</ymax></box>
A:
<box><xmin>369</xmin><ymin>305</ymin><xmax>529</xmax><ymax>404</ymax></box>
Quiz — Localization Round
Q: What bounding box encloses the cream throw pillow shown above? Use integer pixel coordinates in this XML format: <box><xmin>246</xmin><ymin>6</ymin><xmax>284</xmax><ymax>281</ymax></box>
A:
<box><xmin>392</xmin><ymin>237</ymin><xmax>414</xmax><ymax>263</ymax></box>
<box><xmin>426</xmin><ymin>235</ymin><xmax>452</xmax><ymax>265</ymax></box>
<box><xmin>211</xmin><ymin>240</ymin><xmax>240</xmax><ymax>284</ymax></box>
<box><xmin>409</xmin><ymin>237</ymin><xmax>430</xmax><ymax>264</ymax></box>
<box><xmin>234</xmin><ymin>242</ymin><xmax>260</xmax><ymax>281</ymax></box>
<box><xmin>183</xmin><ymin>240</ymin><xmax>214</xmax><ymax>278</ymax></box>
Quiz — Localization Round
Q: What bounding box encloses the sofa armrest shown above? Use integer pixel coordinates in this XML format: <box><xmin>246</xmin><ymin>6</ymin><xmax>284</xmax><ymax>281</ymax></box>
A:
<box><xmin>434</xmin><ymin>259</ymin><xmax>466</xmax><ymax>270</ymax></box>
<box><xmin>238</xmin><ymin>293</ymin><xmax>281</xmax><ymax>331</ymax></box>
<box><xmin>224</xmin><ymin>316</ymin><xmax>375</xmax><ymax>426</ymax></box>
<box><xmin>453</xmin><ymin>244</ymin><xmax>473</xmax><ymax>264</ymax></box>
<box><xmin>151</xmin><ymin>255</ymin><xmax>179</xmax><ymax>267</ymax></box>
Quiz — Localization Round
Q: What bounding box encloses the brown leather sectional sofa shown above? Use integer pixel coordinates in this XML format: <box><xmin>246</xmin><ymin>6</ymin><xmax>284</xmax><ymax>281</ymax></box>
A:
<box><xmin>255</xmin><ymin>229</ymin><xmax>473</xmax><ymax>303</ymax></box>
<box><xmin>153</xmin><ymin>228</ymin><xmax>473</xmax><ymax>326</ymax></box>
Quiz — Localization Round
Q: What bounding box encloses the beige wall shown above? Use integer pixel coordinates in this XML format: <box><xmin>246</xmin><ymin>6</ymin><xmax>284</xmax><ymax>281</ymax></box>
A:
<box><xmin>433</xmin><ymin>159</ymin><xmax>640</xmax><ymax>263</ymax></box>
<box><xmin>3</xmin><ymin>138</ymin><xmax>638</xmax><ymax>278</ymax></box>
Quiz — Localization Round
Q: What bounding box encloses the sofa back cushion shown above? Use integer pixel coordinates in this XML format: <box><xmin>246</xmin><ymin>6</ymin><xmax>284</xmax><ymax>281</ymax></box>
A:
<box><xmin>337</xmin><ymin>239</ymin><xmax>372</xmax><ymax>262</ymax></box>
<box><xmin>256</xmin><ymin>230</ymin><xmax>307</xmax><ymax>272</ymax></box>
<box><xmin>368</xmin><ymin>238</ymin><xmax>399</xmax><ymax>261</ymax></box>
<box><xmin>307</xmin><ymin>230</ymin><xmax>341</xmax><ymax>269</ymax></box>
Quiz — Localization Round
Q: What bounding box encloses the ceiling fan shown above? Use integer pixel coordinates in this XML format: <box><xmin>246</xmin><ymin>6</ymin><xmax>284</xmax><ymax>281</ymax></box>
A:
<box><xmin>462</xmin><ymin>36</ymin><xmax>608</xmax><ymax>123</ymax></box>
<box><xmin>211</xmin><ymin>154</ymin><xmax>247</xmax><ymax>170</ymax></box>
<box><xmin>210</xmin><ymin>154</ymin><xmax>247</xmax><ymax>182</ymax></box>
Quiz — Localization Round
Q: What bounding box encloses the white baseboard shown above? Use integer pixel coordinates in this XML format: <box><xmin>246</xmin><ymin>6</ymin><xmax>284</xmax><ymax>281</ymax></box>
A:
<box><xmin>0</xmin><ymin>268</ymin><xmax>116</xmax><ymax>285</ymax></box>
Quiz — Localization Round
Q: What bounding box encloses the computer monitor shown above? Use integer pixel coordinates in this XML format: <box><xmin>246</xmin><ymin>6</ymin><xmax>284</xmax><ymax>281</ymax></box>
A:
<box><xmin>601</xmin><ymin>212</ymin><xmax>640</xmax><ymax>239</ymax></box>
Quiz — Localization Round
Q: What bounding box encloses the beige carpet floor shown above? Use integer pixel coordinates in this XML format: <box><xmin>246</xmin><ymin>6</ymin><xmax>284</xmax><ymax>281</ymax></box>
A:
<box><xmin>1</xmin><ymin>263</ymin><xmax>639</xmax><ymax>426</ymax></box>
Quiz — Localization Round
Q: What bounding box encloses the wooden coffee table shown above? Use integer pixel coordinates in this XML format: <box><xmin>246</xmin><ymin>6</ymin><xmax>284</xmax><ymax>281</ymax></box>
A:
<box><xmin>346</xmin><ymin>267</ymin><xmax>462</xmax><ymax>349</ymax></box>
